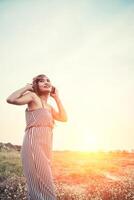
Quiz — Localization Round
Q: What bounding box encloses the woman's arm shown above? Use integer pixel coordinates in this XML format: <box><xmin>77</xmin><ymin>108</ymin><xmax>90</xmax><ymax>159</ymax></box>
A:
<box><xmin>6</xmin><ymin>84</ymin><xmax>34</xmax><ymax>105</ymax></box>
<box><xmin>50</xmin><ymin>88</ymin><xmax>68</xmax><ymax>122</ymax></box>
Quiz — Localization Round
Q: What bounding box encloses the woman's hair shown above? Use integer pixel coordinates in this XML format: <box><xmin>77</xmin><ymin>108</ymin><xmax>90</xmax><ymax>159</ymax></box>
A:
<box><xmin>32</xmin><ymin>74</ymin><xmax>48</xmax><ymax>95</ymax></box>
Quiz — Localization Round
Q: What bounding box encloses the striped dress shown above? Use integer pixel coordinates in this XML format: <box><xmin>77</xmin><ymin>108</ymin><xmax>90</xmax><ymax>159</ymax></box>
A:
<box><xmin>21</xmin><ymin>100</ymin><xmax>56</xmax><ymax>200</ymax></box>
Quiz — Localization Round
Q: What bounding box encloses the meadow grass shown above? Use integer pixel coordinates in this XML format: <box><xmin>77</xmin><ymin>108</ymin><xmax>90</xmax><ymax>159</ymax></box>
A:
<box><xmin>0</xmin><ymin>150</ymin><xmax>134</xmax><ymax>199</ymax></box>
<box><xmin>0</xmin><ymin>150</ymin><xmax>23</xmax><ymax>179</ymax></box>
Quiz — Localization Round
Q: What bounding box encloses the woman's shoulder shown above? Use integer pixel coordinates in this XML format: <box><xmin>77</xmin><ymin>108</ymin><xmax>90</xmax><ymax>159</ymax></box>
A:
<box><xmin>26</xmin><ymin>91</ymin><xmax>38</xmax><ymax>98</ymax></box>
<box><xmin>24</xmin><ymin>91</ymin><xmax>38</xmax><ymax>103</ymax></box>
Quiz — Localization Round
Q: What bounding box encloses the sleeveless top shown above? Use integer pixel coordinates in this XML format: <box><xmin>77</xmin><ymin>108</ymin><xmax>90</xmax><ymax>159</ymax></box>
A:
<box><xmin>25</xmin><ymin>99</ymin><xmax>55</xmax><ymax>131</ymax></box>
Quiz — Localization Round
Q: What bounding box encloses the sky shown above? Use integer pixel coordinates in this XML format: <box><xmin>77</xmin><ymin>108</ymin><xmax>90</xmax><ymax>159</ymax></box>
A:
<box><xmin>0</xmin><ymin>0</ymin><xmax>134</xmax><ymax>151</ymax></box>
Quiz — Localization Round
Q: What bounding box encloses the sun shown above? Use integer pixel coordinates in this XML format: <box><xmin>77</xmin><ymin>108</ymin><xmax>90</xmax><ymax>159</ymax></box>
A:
<box><xmin>77</xmin><ymin>133</ymin><xmax>99</xmax><ymax>152</ymax></box>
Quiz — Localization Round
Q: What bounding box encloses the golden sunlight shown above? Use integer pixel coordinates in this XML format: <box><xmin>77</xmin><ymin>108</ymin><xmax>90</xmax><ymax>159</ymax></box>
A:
<box><xmin>77</xmin><ymin>133</ymin><xmax>99</xmax><ymax>152</ymax></box>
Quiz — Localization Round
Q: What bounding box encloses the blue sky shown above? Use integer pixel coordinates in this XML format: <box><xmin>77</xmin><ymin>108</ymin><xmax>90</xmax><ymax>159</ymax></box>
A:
<box><xmin>0</xmin><ymin>0</ymin><xmax>134</xmax><ymax>151</ymax></box>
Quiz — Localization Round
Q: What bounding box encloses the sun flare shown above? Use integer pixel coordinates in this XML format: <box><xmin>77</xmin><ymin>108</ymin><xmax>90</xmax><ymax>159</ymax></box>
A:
<box><xmin>76</xmin><ymin>133</ymin><xmax>99</xmax><ymax>152</ymax></box>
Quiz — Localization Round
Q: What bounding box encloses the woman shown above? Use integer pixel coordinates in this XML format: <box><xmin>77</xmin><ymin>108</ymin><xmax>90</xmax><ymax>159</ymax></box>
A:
<box><xmin>6</xmin><ymin>74</ymin><xmax>68</xmax><ymax>200</ymax></box>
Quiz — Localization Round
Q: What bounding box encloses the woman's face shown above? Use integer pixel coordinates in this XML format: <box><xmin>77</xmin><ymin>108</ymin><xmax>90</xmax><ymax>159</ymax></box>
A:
<box><xmin>37</xmin><ymin>76</ymin><xmax>52</xmax><ymax>94</ymax></box>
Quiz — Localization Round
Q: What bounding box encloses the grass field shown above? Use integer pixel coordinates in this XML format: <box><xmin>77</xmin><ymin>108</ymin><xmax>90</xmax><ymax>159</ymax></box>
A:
<box><xmin>0</xmin><ymin>149</ymin><xmax>134</xmax><ymax>200</ymax></box>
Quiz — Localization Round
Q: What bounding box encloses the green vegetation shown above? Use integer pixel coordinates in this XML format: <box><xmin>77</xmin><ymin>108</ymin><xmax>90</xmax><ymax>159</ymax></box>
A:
<box><xmin>0</xmin><ymin>150</ymin><xmax>23</xmax><ymax>179</ymax></box>
<box><xmin>0</xmin><ymin>149</ymin><xmax>134</xmax><ymax>199</ymax></box>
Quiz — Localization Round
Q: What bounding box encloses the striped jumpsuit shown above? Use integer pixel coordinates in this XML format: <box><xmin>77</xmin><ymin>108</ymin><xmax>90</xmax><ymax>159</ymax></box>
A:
<box><xmin>21</xmin><ymin>100</ymin><xmax>56</xmax><ymax>200</ymax></box>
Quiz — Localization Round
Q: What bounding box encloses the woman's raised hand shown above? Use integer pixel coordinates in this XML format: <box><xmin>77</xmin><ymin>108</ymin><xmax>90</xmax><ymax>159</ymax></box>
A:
<box><xmin>25</xmin><ymin>83</ymin><xmax>34</xmax><ymax>92</ymax></box>
<box><xmin>50</xmin><ymin>87</ymin><xmax>59</xmax><ymax>99</ymax></box>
